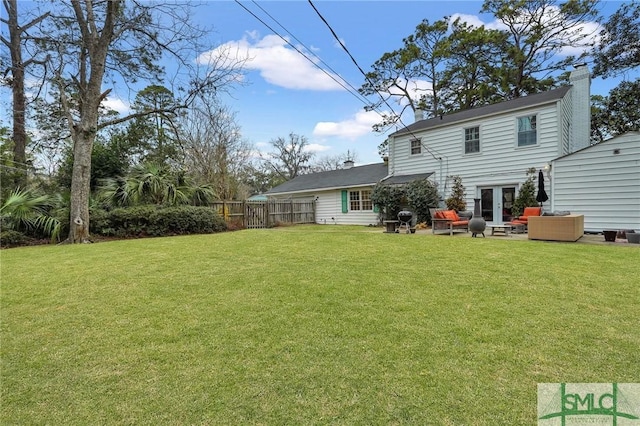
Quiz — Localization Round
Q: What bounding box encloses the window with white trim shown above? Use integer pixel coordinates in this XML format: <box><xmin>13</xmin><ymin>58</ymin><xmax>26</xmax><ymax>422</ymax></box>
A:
<box><xmin>410</xmin><ymin>139</ymin><xmax>421</xmax><ymax>155</ymax></box>
<box><xmin>464</xmin><ymin>126</ymin><xmax>480</xmax><ymax>153</ymax></box>
<box><xmin>517</xmin><ymin>115</ymin><xmax>537</xmax><ymax>146</ymax></box>
<box><xmin>349</xmin><ymin>190</ymin><xmax>373</xmax><ymax>211</ymax></box>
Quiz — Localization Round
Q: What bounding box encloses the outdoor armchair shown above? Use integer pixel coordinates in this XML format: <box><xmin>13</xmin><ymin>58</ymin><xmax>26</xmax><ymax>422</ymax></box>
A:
<box><xmin>510</xmin><ymin>206</ymin><xmax>542</xmax><ymax>227</ymax></box>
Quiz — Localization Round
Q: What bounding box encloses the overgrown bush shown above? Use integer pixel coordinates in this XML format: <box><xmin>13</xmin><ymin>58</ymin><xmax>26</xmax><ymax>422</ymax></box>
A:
<box><xmin>148</xmin><ymin>206</ymin><xmax>227</xmax><ymax>236</ymax></box>
<box><xmin>405</xmin><ymin>179</ymin><xmax>440</xmax><ymax>223</ymax></box>
<box><xmin>89</xmin><ymin>207</ymin><xmax>115</xmax><ymax>236</ymax></box>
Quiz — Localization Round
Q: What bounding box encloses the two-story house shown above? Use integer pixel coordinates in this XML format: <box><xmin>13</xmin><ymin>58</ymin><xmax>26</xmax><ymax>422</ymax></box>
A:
<box><xmin>387</xmin><ymin>65</ymin><xmax>591</xmax><ymax>226</ymax></box>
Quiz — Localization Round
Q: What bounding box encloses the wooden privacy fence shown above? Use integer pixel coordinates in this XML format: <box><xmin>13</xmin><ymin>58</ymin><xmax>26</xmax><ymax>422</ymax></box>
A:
<box><xmin>211</xmin><ymin>200</ymin><xmax>316</xmax><ymax>228</ymax></box>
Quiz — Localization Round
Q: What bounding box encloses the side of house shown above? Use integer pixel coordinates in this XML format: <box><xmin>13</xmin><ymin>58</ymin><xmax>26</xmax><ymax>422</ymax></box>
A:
<box><xmin>551</xmin><ymin>132</ymin><xmax>640</xmax><ymax>232</ymax></box>
<box><xmin>265</xmin><ymin>162</ymin><xmax>388</xmax><ymax>226</ymax></box>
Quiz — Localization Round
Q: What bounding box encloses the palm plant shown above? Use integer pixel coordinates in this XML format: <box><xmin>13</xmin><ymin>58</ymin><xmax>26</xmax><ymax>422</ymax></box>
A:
<box><xmin>97</xmin><ymin>163</ymin><xmax>194</xmax><ymax>207</ymax></box>
<box><xmin>0</xmin><ymin>188</ymin><xmax>61</xmax><ymax>242</ymax></box>
<box><xmin>187</xmin><ymin>183</ymin><xmax>216</xmax><ymax>206</ymax></box>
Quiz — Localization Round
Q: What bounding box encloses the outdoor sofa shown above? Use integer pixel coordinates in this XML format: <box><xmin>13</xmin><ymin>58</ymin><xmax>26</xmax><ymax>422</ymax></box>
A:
<box><xmin>430</xmin><ymin>209</ymin><xmax>469</xmax><ymax>236</ymax></box>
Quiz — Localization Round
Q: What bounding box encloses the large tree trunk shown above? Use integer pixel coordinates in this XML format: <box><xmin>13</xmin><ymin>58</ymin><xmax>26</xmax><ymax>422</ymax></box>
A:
<box><xmin>4</xmin><ymin>0</ymin><xmax>28</xmax><ymax>187</ymax></box>
<box><xmin>63</xmin><ymin>0</ymin><xmax>119</xmax><ymax>243</ymax></box>
<box><xmin>68</xmin><ymin>129</ymin><xmax>94</xmax><ymax>243</ymax></box>
<box><xmin>10</xmin><ymin>50</ymin><xmax>27</xmax><ymax>188</ymax></box>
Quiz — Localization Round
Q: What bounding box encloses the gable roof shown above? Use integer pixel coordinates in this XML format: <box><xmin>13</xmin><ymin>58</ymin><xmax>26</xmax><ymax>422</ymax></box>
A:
<box><xmin>265</xmin><ymin>162</ymin><xmax>389</xmax><ymax>195</ymax></box>
<box><xmin>390</xmin><ymin>86</ymin><xmax>571</xmax><ymax>137</ymax></box>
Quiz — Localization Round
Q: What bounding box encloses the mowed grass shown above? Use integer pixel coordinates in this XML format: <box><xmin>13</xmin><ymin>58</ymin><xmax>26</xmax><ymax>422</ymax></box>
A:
<box><xmin>1</xmin><ymin>225</ymin><xmax>638</xmax><ymax>424</ymax></box>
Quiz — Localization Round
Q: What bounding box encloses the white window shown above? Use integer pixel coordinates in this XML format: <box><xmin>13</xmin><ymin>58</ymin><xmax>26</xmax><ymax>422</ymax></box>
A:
<box><xmin>410</xmin><ymin>139</ymin><xmax>421</xmax><ymax>155</ymax></box>
<box><xmin>464</xmin><ymin>126</ymin><xmax>480</xmax><ymax>153</ymax></box>
<box><xmin>517</xmin><ymin>115</ymin><xmax>537</xmax><ymax>146</ymax></box>
<box><xmin>349</xmin><ymin>190</ymin><xmax>373</xmax><ymax>211</ymax></box>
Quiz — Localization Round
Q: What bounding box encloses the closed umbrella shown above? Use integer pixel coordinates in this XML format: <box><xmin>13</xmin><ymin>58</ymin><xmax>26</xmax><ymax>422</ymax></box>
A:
<box><xmin>536</xmin><ymin>169</ymin><xmax>549</xmax><ymax>206</ymax></box>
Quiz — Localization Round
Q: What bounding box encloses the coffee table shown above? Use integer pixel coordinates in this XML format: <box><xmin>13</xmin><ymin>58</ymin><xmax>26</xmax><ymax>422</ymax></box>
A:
<box><xmin>487</xmin><ymin>224</ymin><xmax>512</xmax><ymax>236</ymax></box>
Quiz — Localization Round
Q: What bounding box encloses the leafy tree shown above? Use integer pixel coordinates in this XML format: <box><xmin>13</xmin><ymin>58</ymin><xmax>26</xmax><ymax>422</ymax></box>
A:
<box><xmin>402</xmin><ymin>18</ymin><xmax>450</xmax><ymax>117</ymax></box>
<box><xmin>361</xmin><ymin>1</ymin><xmax>600</xmax><ymax>133</ymax></box>
<box><xmin>263</xmin><ymin>133</ymin><xmax>314</xmax><ymax>180</ymax></box>
<box><xmin>56</xmin><ymin>137</ymin><xmax>129</xmax><ymax>191</ymax></box>
<box><xmin>445</xmin><ymin>175</ymin><xmax>467</xmax><ymax>211</ymax></box>
<box><xmin>127</xmin><ymin>85</ymin><xmax>183</xmax><ymax>165</ymax></box>
<box><xmin>38</xmin><ymin>0</ymin><xmax>246</xmax><ymax>243</ymax></box>
<box><xmin>512</xmin><ymin>167</ymin><xmax>538</xmax><ymax>217</ymax></box>
<box><xmin>590</xmin><ymin>79</ymin><xmax>640</xmax><ymax>142</ymax></box>
<box><xmin>482</xmin><ymin>0</ymin><xmax>599</xmax><ymax>98</ymax></box>
<box><xmin>593</xmin><ymin>1</ymin><xmax>640</xmax><ymax>77</ymax></box>
<box><xmin>439</xmin><ymin>20</ymin><xmax>508</xmax><ymax>111</ymax></box>
<box><xmin>359</xmin><ymin>18</ymin><xmax>449</xmax><ymax>131</ymax></box>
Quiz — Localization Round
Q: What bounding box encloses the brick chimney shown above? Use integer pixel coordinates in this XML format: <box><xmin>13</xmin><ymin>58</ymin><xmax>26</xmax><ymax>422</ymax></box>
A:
<box><xmin>570</xmin><ymin>63</ymin><xmax>591</xmax><ymax>152</ymax></box>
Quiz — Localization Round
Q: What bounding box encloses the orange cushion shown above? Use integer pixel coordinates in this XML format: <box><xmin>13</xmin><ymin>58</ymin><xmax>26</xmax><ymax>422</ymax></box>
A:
<box><xmin>434</xmin><ymin>211</ymin><xmax>445</xmax><ymax>219</ymax></box>
<box><xmin>443</xmin><ymin>210</ymin><xmax>459</xmax><ymax>221</ymax></box>
<box><xmin>452</xmin><ymin>220</ymin><xmax>468</xmax><ymax>226</ymax></box>
<box><xmin>522</xmin><ymin>207</ymin><xmax>542</xmax><ymax>217</ymax></box>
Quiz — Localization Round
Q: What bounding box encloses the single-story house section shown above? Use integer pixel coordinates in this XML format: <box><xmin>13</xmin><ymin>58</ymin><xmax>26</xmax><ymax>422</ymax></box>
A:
<box><xmin>550</xmin><ymin>131</ymin><xmax>640</xmax><ymax>233</ymax></box>
<box><xmin>265</xmin><ymin>161</ymin><xmax>432</xmax><ymax>225</ymax></box>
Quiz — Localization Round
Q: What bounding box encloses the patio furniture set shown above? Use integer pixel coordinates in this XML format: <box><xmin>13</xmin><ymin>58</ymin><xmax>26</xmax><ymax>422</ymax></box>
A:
<box><xmin>427</xmin><ymin>206</ymin><xmax>586</xmax><ymax>242</ymax></box>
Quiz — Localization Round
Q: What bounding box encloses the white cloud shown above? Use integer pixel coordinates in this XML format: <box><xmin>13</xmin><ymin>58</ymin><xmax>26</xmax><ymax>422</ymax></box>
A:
<box><xmin>313</xmin><ymin>110</ymin><xmax>380</xmax><ymax>140</ymax></box>
<box><xmin>101</xmin><ymin>97</ymin><xmax>130</xmax><ymax>114</ymax></box>
<box><xmin>198</xmin><ymin>33</ymin><xmax>344</xmax><ymax>91</ymax></box>
<box><xmin>305</xmin><ymin>143</ymin><xmax>331</xmax><ymax>153</ymax></box>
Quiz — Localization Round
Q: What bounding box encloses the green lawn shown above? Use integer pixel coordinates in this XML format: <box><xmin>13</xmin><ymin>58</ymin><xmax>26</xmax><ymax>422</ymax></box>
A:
<box><xmin>2</xmin><ymin>225</ymin><xmax>638</xmax><ymax>424</ymax></box>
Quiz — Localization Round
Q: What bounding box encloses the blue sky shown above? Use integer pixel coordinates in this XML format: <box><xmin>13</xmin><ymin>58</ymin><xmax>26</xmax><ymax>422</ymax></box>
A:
<box><xmin>4</xmin><ymin>1</ymin><xmax>638</xmax><ymax>167</ymax></box>
<box><xmin>176</xmin><ymin>0</ymin><xmax>636</xmax><ymax>166</ymax></box>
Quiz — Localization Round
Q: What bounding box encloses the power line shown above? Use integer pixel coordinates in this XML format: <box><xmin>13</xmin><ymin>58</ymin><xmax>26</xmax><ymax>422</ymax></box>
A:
<box><xmin>249</xmin><ymin>1</ymin><xmax>372</xmax><ymax>107</ymax></box>
<box><xmin>307</xmin><ymin>0</ymin><xmax>444</xmax><ymax>162</ymax></box>
<box><xmin>233</xmin><ymin>0</ymin><xmax>373</xmax><ymax>108</ymax></box>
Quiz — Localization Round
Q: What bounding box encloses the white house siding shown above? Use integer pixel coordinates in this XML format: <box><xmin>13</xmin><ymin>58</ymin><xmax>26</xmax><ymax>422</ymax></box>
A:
<box><xmin>313</xmin><ymin>188</ymin><xmax>379</xmax><ymax>226</ymax></box>
<box><xmin>551</xmin><ymin>132</ymin><xmax>640</xmax><ymax>232</ymax></box>
<box><xmin>389</xmin><ymin>101</ymin><xmax>567</xmax><ymax>208</ymax></box>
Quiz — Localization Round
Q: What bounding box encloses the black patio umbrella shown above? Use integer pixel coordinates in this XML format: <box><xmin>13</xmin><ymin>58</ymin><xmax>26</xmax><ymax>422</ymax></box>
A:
<box><xmin>536</xmin><ymin>169</ymin><xmax>549</xmax><ymax>205</ymax></box>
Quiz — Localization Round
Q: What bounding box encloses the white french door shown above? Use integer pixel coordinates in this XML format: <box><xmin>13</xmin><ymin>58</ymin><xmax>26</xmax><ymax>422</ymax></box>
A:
<box><xmin>479</xmin><ymin>186</ymin><xmax>516</xmax><ymax>224</ymax></box>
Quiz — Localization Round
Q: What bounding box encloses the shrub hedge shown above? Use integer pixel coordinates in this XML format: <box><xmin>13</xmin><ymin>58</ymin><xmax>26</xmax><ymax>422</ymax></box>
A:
<box><xmin>0</xmin><ymin>230</ymin><xmax>29</xmax><ymax>248</ymax></box>
<box><xmin>90</xmin><ymin>205</ymin><xmax>227</xmax><ymax>238</ymax></box>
